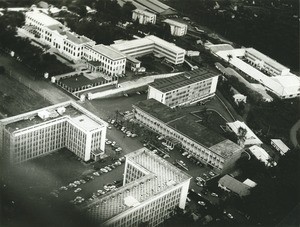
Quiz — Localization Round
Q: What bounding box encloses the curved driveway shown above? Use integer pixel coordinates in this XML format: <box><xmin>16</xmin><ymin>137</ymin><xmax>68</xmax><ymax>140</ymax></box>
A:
<box><xmin>290</xmin><ymin>119</ymin><xmax>300</xmax><ymax>148</ymax></box>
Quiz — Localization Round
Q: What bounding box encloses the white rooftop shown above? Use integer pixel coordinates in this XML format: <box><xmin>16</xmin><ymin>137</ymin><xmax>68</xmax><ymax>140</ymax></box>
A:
<box><xmin>124</xmin><ymin>196</ymin><xmax>140</xmax><ymax>207</ymax></box>
<box><xmin>246</xmin><ymin>48</ymin><xmax>288</xmax><ymax>71</ymax></box>
<box><xmin>147</xmin><ymin>35</ymin><xmax>186</xmax><ymax>53</ymax></box>
<box><xmin>248</xmin><ymin>145</ymin><xmax>271</xmax><ymax>166</ymax></box>
<box><xmin>93</xmin><ymin>44</ymin><xmax>126</xmax><ymax>60</ymax></box>
<box><xmin>271</xmin><ymin>139</ymin><xmax>290</xmax><ymax>154</ymax></box>
<box><xmin>243</xmin><ymin>179</ymin><xmax>257</xmax><ymax>188</ymax></box>
<box><xmin>215</xmin><ymin>48</ymin><xmax>300</xmax><ymax>97</ymax></box>
<box><xmin>71</xmin><ymin>115</ymin><xmax>102</xmax><ymax>132</ymax></box>
<box><xmin>26</xmin><ymin>10</ymin><xmax>61</xmax><ymax>26</ymax></box>
<box><xmin>226</xmin><ymin>120</ymin><xmax>262</xmax><ymax>146</ymax></box>
<box><xmin>163</xmin><ymin>19</ymin><xmax>187</xmax><ymax>28</ymax></box>
<box><xmin>111</xmin><ymin>37</ymin><xmax>154</xmax><ymax>52</ymax></box>
<box><xmin>133</xmin><ymin>8</ymin><xmax>156</xmax><ymax>17</ymax></box>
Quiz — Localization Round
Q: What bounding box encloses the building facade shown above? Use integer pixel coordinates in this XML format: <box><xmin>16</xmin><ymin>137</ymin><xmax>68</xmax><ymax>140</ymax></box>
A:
<box><xmin>111</xmin><ymin>35</ymin><xmax>186</xmax><ymax>65</ymax></box>
<box><xmin>83</xmin><ymin>148</ymin><xmax>191</xmax><ymax>227</ymax></box>
<box><xmin>132</xmin><ymin>99</ymin><xmax>242</xmax><ymax>171</ymax></box>
<box><xmin>25</xmin><ymin>10</ymin><xmax>95</xmax><ymax>61</ymax></box>
<box><xmin>84</xmin><ymin>44</ymin><xmax>126</xmax><ymax>77</ymax></box>
<box><xmin>148</xmin><ymin>69</ymin><xmax>219</xmax><ymax>108</ymax></box>
<box><xmin>213</xmin><ymin>47</ymin><xmax>300</xmax><ymax>99</ymax></box>
<box><xmin>163</xmin><ymin>19</ymin><xmax>188</xmax><ymax>36</ymax></box>
<box><xmin>0</xmin><ymin>101</ymin><xmax>107</xmax><ymax>164</ymax></box>
<box><xmin>132</xmin><ymin>9</ymin><xmax>156</xmax><ymax>24</ymax></box>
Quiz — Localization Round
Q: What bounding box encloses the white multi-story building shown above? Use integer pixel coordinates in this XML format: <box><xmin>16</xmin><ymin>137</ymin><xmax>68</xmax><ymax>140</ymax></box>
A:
<box><xmin>25</xmin><ymin>10</ymin><xmax>95</xmax><ymax>61</ymax></box>
<box><xmin>0</xmin><ymin>101</ymin><xmax>107</xmax><ymax>164</ymax></box>
<box><xmin>83</xmin><ymin>148</ymin><xmax>191</xmax><ymax>227</ymax></box>
<box><xmin>111</xmin><ymin>35</ymin><xmax>186</xmax><ymax>65</ymax></box>
<box><xmin>132</xmin><ymin>9</ymin><xmax>156</xmax><ymax>24</ymax></box>
<box><xmin>133</xmin><ymin>99</ymin><xmax>243</xmax><ymax>171</ymax></box>
<box><xmin>25</xmin><ymin>10</ymin><xmax>126</xmax><ymax>77</ymax></box>
<box><xmin>84</xmin><ymin>44</ymin><xmax>126</xmax><ymax>77</ymax></box>
<box><xmin>148</xmin><ymin>68</ymin><xmax>219</xmax><ymax>107</ymax></box>
<box><xmin>212</xmin><ymin>46</ymin><xmax>300</xmax><ymax>99</ymax></box>
<box><xmin>163</xmin><ymin>19</ymin><xmax>188</xmax><ymax>36</ymax></box>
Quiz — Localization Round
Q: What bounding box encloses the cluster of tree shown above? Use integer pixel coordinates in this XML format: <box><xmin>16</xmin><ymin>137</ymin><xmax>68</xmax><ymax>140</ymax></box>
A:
<box><xmin>0</xmin><ymin>12</ymin><xmax>73</xmax><ymax>78</ymax></box>
<box><xmin>247</xmin><ymin>97</ymin><xmax>299</xmax><ymax>140</ymax></box>
<box><xmin>239</xmin><ymin>148</ymin><xmax>300</xmax><ymax>225</ymax></box>
<box><xmin>166</xmin><ymin>0</ymin><xmax>299</xmax><ymax>70</ymax></box>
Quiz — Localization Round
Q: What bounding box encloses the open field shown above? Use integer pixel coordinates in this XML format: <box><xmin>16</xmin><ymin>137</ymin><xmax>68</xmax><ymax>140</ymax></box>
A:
<box><xmin>0</xmin><ymin>74</ymin><xmax>51</xmax><ymax>117</ymax></box>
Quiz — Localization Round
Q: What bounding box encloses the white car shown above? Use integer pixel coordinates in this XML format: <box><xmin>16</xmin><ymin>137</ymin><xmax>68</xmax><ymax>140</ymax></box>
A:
<box><xmin>198</xmin><ymin>201</ymin><xmax>206</xmax><ymax>206</ymax></box>
<box><xmin>131</xmin><ymin>134</ymin><xmax>137</xmax><ymax>138</ymax></box>
<box><xmin>74</xmin><ymin>188</ymin><xmax>82</xmax><ymax>193</ymax></box>
<box><xmin>182</xmin><ymin>152</ymin><xmax>188</xmax><ymax>156</ymax></box>
<box><xmin>111</xmin><ymin>119</ymin><xmax>115</xmax><ymax>124</ymax></box>
<box><xmin>105</xmin><ymin>140</ymin><xmax>112</xmax><ymax>145</ymax></box>
<box><xmin>211</xmin><ymin>192</ymin><xmax>219</xmax><ymax>197</ymax></box>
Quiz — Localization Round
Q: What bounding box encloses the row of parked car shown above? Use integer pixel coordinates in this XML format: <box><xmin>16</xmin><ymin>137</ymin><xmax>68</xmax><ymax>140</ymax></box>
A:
<box><xmin>107</xmin><ymin>119</ymin><xmax>138</xmax><ymax>138</ymax></box>
<box><xmin>88</xmin><ymin>180</ymin><xmax>122</xmax><ymax>203</ymax></box>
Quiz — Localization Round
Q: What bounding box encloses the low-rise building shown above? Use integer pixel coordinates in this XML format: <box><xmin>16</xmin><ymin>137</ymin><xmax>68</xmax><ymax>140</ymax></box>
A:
<box><xmin>0</xmin><ymin>101</ymin><xmax>107</xmax><ymax>164</ymax></box>
<box><xmin>111</xmin><ymin>35</ymin><xmax>186</xmax><ymax>65</ymax></box>
<box><xmin>248</xmin><ymin>145</ymin><xmax>275</xmax><ymax>167</ymax></box>
<box><xmin>82</xmin><ymin>148</ymin><xmax>191</xmax><ymax>227</ymax></box>
<box><xmin>147</xmin><ymin>68</ymin><xmax>219</xmax><ymax>107</ymax></box>
<box><xmin>226</xmin><ymin>121</ymin><xmax>262</xmax><ymax>147</ymax></box>
<box><xmin>212</xmin><ymin>46</ymin><xmax>300</xmax><ymax>99</ymax></box>
<box><xmin>270</xmin><ymin>139</ymin><xmax>290</xmax><ymax>156</ymax></box>
<box><xmin>231</xmin><ymin>87</ymin><xmax>247</xmax><ymax>105</ymax></box>
<box><xmin>163</xmin><ymin>19</ymin><xmax>188</xmax><ymax>36</ymax></box>
<box><xmin>218</xmin><ymin>175</ymin><xmax>254</xmax><ymax>197</ymax></box>
<box><xmin>133</xmin><ymin>99</ymin><xmax>243</xmax><ymax>171</ymax></box>
<box><xmin>132</xmin><ymin>9</ymin><xmax>156</xmax><ymax>24</ymax></box>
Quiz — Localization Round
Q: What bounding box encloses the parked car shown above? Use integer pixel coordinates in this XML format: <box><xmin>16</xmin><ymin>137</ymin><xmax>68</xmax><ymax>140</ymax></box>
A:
<box><xmin>198</xmin><ymin>201</ymin><xmax>206</xmax><ymax>206</ymax></box>
<box><xmin>211</xmin><ymin>192</ymin><xmax>219</xmax><ymax>197</ymax></box>
<box><xmin>182</xmin><ymin>152</ymin><xmax>188</xmax><ymax>156</ymax></box>
<box><xmin>74</xmin><ymin>188</ymin><xmax>82</xmax><ymax>193</ymax></box>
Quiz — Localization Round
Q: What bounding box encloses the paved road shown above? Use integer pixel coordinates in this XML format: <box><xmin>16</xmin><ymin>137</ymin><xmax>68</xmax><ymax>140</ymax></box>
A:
<box><xmin>290</xmin><ymin>119</ymin><xmax>300</xmax><ymax>148</ymax></box>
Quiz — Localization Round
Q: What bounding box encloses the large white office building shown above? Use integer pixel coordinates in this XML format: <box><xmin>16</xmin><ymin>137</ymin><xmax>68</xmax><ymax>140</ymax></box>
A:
<box><xmin>132</xmin><ymin>9</ymin><xmax>156</xmax><ymax>24</ymax></box>
<box><xmin>84</xmin><ymin>44</ymin><xmax>126</xmax><ymax>77</ymax></box>
<box><xmin>212</xmin><ymin>46</ymin><xmax>300</xmax><ymax>99</ymax></box>
<box><xmin>111</xmin><ymin>35</ymin><xmax>186</xmax><ymax>65</ymax></box>
<box><xmin>163</xmin><ymin>19</ymin><xmax>188</xmax><ymax>36</ymax></box>
<box><xmin>25</xmin><ymin>10</ymin><xmax>126</xmax><ymax>77</ymax></box>
<box><xmin>25</xmin><ymin>10</ymin><xmax>95</xmax><ymax>61</ymax></box>
<box><xmin>133</xmin><ymin>99</ymin><xmax>243</xmax><ymax>171</ymax></box>
<box><xmin>148</xmin><ymin>68</ymin><xmax>219</xmax><ymax>108</ymax></box>
<box><xmin>82</xmin><ymin>148</ymin><xmax>191</xmax><ymax>227</ymax></box>
<box><xmin>0</xmin><ymin>101</ymin><xmax>107</xmax><ymax>164</ymax></box>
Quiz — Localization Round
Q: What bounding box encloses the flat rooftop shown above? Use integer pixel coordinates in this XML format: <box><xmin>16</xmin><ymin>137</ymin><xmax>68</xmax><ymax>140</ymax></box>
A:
<box><xmin>83</xmin><ymin>148</ymin><xmax>191</xmax><ymax>222</ymax></box>
<box><xmin>134</xmin><ymin>0</ymin><xmax>170</xmax><ymax>13</ymax></box>
<box><xmin>60</xmin><ymin>75</ymin><xmax>106</xmax><ymax>90</ymax></box>
<box><xmin>92</xmin><ymin>44</ymin><xmax>126</xmax><ymax>60</ymax></box>
<box><xmin>2</xmin><ymin>101</ymin><xmax>105</xmax><ymax>133</ymax></box>
<box><xmin>246</xmin><ymin>48</ymin><xmax>288</xmax><ymax>71</ymax></box>
<box><xmin>149</xmin><ymin>68</ymin><xmax>218</xmax><ymax>93</ymax></box>
<box><xmin>47</xmin><ymin>24</ymin><xmax>93</xmax><ymax>45</ymax></box>
<box><xmin>111</xmin><ymin>35</ymin><xmax>185</xmax><ymax>54</ymax></box>
<box><xmin>26</xmin><ymin>10</ymin><xmax>61</xmax><ymax>26</ymax></box>
<box><xmin>133</xmin><ymin>8</ymin><xmax>156</xmax><ymax>17</ymax></box>
<box><xmin>133</xmin><ymin>99</ymin><xmax>242</xmax><ymax>158</ymax></box>
<box><xmin>163</xmin><ymin>19</ymin><xmax>187</xmax><ymax>28</ymax></box>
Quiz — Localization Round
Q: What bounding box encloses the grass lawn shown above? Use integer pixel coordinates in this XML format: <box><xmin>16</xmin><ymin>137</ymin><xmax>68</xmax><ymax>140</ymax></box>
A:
<box><xmin>193</xmin><ymin>110</ymin><xmax>227</xmax><ymax>135</ymax></box>
<box><xmin>0</xmin><ymin>74</ymin><xmax>51</xmax><ymax>116</ymax></box>
<box><xmin>59</xmin><ymin>74</ymin><xmax>106</xmax><ymax>90</ymax></box>
<box><xmin>297</xmin><ymin>130</ymin><xmax>300</xmax><ymax>147</ymax></box>
<box><xmin>137</xmin><ymin>54</ymin><xmax>173</xmax><ymax>74</ymax></box>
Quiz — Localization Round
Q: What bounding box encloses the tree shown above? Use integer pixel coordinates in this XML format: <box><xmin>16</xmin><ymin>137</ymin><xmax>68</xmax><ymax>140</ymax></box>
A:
<box><xmin>237</xmin><ymin>126</ymin><xmax>247</xmax><ymax>146</ymax></box>
<box><xmin>227</xmin><ymin>54</ymin><xmax>233</xmax><ymax>62</ymax></box>
<box><xmin>0</xmin><ymin>66</ymin><xmax>5</xmax><ymax>74</ymax></box>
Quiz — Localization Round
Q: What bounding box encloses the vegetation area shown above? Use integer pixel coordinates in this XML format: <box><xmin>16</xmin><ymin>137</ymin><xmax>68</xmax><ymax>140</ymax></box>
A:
<box><xmin>247</xmin><ymin>98</ymin><xmax>299</xmax><ymax>142</ymax></box>
<box><xmin>0</xmin><ymin>11</ymin><xmax>73</xmax><ymax>78</ymax></box>
<box><xmin>167</xmin><ymin>0</ymin><xmax>299</xmax><ymax>71</ymax></box>
<box><xmin>234</xmin><ymin>148</ymin><xmax>300</xmax><ymax>225</ymax></box>
<box><xmin>0</xmin><ymin>74</ymin><xmax>50</xmax><ymax>116</ymax></box>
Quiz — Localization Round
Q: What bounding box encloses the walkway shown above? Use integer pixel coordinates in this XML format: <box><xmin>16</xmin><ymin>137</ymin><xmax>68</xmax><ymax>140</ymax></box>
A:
<box><xmin>290</xmin><ymin>119</ymin><xmax>300</xmax><ymax>148</ymax></box>
<box><xmin>88</xmin><ymin>72</ymin><xmax>183</xmax><ymax>100</ymax></box>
